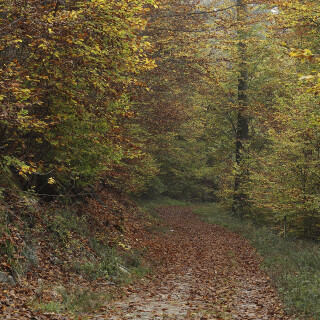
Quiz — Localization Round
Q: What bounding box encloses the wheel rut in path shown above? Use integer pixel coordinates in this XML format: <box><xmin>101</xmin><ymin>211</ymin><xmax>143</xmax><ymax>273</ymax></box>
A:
<box><xmin>103</xmin><ymin>206</ymin><xmax>293</xmax><ymax>320</ymax></box>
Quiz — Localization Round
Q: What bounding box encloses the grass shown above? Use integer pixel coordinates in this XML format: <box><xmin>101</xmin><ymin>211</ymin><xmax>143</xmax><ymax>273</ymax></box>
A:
<box><xmin>32</xmin><ymin>285</ymin><xmax>112</xmax><ymax>316</ymax></box>
<box><xmin>193</xmin><ymin>202</ymin><xmax>320</xmax><ymax>320</ymax></box>
<box><xmin>71</xmin><ymin>244</ymin><xmax>151</xmax><ymax>283</ymax></box>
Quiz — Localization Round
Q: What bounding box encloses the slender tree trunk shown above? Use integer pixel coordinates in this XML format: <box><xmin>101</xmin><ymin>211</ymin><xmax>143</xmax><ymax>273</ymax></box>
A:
<box><xmin>232</xmin><ymin>0</ymin><xmax>249</xmax><ymax>217</ymax></box>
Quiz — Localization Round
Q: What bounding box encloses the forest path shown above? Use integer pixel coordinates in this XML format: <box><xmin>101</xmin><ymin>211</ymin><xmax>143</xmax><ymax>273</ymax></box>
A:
<box><xmin>103</xmin><ymin>206</ymin><xmax>293</xmax><ymax>320</ymax></box>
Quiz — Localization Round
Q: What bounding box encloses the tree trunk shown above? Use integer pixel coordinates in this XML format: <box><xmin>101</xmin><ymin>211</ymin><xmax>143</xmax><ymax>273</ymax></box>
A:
<box><xmin>232</xmin><ymin>0</ymin><xmax>249</xmax><ymax>217</ymax></box>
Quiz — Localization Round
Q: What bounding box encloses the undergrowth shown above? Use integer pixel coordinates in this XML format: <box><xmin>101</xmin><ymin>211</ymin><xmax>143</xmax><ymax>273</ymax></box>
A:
<box><xmin>193</xmin><ymin>202</ymin><xmax>320</xmax><ymax>320</ymax></box>
<box><xmin>43</xmin><ymin>205</ymin><xmax>150</xmax><ymax>283</ymax></box>
<box><xmin>32</xmin><ymin>285</ymin><xmax>113</xmax><ymax>316</ymax></box>
<box><xmin>0</xmin><ymin>194</ymin><xmax>151</xmax><ymax>317</ymax></box>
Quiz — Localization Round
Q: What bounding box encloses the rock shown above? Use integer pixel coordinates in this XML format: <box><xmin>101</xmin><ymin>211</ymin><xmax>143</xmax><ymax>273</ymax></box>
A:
<box><xmin>0</xmin><ymin>271</ymin><xmax>15</xmax><ymax>285</ymax></box>
<box><xmin>119</xmin><ymin>265</ymin><xmax>130</xmax><ymax>274</ymax></box>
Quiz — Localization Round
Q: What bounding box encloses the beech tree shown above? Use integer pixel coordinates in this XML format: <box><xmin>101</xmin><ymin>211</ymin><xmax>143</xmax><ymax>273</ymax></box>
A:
<box><xmin>2</xmin><ymin>0</ymin><xmax>320</xmax><ymax>238</ymax></box>
<box><xmin>242</xmin><ymin>0</ymin><xmax>320</xmax><ymax>238</ymax></box>
<box><xmin>0</xmin><ymin>0</ymin><xmax>156</xmax><ymax>193</ymax></box>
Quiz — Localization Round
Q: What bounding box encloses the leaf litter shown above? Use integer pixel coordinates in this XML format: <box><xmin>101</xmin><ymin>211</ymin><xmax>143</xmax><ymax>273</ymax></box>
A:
<box><xmin>102</xmin><ymin>206</ymin><xmax>294</xmax><ymax>320</ymax></box>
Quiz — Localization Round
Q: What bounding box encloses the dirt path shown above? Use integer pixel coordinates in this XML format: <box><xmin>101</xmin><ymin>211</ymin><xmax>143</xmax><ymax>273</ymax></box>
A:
<box><xmin>102</xmin><ymin>206</ymin><xmax>293</xmax><ymax>320</ymax></box>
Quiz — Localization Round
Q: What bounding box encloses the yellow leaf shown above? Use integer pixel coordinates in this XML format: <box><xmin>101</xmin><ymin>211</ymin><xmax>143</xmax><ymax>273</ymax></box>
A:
<box><xmin>48</xmin><ymin>177</ymin><xmax>56</xmax><ymax>184</ymax></box>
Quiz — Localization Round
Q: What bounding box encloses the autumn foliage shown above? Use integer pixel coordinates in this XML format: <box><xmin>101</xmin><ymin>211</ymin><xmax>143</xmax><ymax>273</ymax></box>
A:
<box><xmin>0</xmin><ymin>0</ymin><xmax>157</xmax><ymax>193</ymax></box>
<box><xmin>1</xmin><ymin>0</ymin><xmax>320</xmax><ymax>239</ymax></box>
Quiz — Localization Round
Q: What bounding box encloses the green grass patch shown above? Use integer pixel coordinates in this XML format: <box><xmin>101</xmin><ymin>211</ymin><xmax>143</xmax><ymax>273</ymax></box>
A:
<box><xmin>32</xmin><ymin>285</ymin><xmax>112</xmax><ymax>316</ymax></box>
<box><xmin>32</xmin><ymin>301</ymin><xmax>63</xmax><ymax>314</ymax></box>
<box><xmin>193</xmin><ymin>202</ymin><xmax>320</xmax><ymax>319</ymax></box>
<box><xmin>72</xmin><ymin>246</ymin><xmax>151</xmax><ymax>283</ymax></box>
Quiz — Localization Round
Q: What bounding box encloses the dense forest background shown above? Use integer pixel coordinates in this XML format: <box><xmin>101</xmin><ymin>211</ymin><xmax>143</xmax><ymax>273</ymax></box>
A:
<box><xmin>1</xmin><ymin>0</ymin><xmax>320</xmax><ymax>239</ymax></box>
<box><xmin>2</xmin><ymin>1</ymin><xmax>320</xmax><ymax>318</ymax></box>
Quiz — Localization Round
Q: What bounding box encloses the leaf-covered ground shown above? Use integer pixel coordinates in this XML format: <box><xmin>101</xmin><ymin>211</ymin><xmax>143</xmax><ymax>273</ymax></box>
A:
<box><xmin>103</xmin><ymin>206</ymin><xmax>294</xmax><ymax>320</ymax></box>
<box><xmin>0</xmin><ymin>190</ymin><xmax>145</xmax><ymax>319</ymax></box>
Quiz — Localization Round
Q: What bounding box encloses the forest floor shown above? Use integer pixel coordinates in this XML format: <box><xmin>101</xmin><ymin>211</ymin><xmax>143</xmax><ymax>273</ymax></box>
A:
<box><xmin>102</xmin><ymin>206</ymin><xmax>293</xmax><ymax>320</ymax></box>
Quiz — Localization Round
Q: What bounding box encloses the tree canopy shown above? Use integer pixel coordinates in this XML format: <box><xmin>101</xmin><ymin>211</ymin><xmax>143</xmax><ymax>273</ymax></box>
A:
<box><xmin>1</xmin><ymin>0</ymin><xmax>320</xmax><ymax>238</ymax></box>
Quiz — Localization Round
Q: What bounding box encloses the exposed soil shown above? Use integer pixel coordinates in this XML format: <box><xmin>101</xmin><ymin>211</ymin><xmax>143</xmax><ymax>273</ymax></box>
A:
<box><xmin>102</xmin><ymin>206</ymin><xmax>294</xmax><ymax>320</ymax></box>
